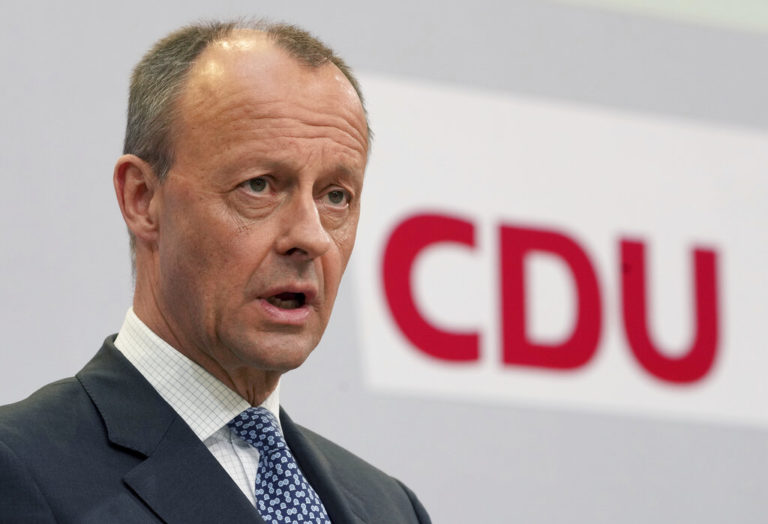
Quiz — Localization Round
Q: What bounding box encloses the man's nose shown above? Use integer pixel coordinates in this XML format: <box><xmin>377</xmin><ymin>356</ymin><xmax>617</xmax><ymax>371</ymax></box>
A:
<box><xmin>275</xmin><ymin>192</ymin><xmax>333</xmax><ymax>260</ymax></box>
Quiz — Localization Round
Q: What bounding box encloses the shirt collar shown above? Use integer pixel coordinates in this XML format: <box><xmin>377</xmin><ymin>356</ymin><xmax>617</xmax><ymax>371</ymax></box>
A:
<box><xmin>113</xmin><ymin>308</ymin><xmax>281</xmax><ymax>441</ymax></box>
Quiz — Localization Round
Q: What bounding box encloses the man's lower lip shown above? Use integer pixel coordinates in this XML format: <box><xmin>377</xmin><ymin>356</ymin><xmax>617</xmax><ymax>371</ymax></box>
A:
<box><xmin>258</xmin><ymin>298</ymin><xmax>311</xmax><ymax>324</ymax></box>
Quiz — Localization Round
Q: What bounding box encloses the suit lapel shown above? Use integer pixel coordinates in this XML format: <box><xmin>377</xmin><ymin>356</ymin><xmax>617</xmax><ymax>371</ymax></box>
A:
<box><xmin>281</xmin><ymin>409</ymin><xmax>368</xmax><ymax>524</ymax></box>
<box><xmin>123</xmin><ymin>416</ymin><xmax>262</xmax><ymax>524</ymax></box>
<box><xmin>77</xmin><ymin>340</ymin><xmax>262</xmax><ymax>524</ymax></box>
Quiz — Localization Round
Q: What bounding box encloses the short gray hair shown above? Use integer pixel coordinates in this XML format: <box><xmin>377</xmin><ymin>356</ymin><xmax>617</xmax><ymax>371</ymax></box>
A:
<box><xmin>124</xmin><ymin>19</ymin><xmax>368</xmax><ymax>180</ymax></box>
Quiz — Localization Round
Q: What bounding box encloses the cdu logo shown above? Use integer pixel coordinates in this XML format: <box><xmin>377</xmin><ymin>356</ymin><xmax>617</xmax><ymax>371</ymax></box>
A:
<box><xmin>381</xmin><ymin>213</ymin><xmax>719</xmax><ymax>385</ymax></box>
<box><xmin>356</xmin><ymin>73</ymin><xmax>766</xmax><ymax>427</ymax></box>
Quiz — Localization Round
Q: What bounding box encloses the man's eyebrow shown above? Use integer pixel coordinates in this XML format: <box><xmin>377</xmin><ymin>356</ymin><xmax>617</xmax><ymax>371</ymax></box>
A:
<box><xmin>222</xmin><ymin>158</ymin><xmax>290</xmax><ymax>176</ymax></box>
<box><xmin>333</xmin><ymin>163</ymin><xmax>364</xmax><ymax>178</ymax></box>
<box><xmin>257</xmin><ymin>159</ymin><xmax>364</xmax><ymax>179</ymax></box>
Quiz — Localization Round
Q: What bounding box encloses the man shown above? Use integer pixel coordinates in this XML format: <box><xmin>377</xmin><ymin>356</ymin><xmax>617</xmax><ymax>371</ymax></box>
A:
<box><xmin>0</xmin><ymin>20</ymin><xmax>431</xmax><ymax>523</ymax></box>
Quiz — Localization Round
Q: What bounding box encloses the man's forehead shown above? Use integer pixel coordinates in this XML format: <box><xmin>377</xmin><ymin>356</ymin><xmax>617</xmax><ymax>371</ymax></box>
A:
<box><xmin>177</xmin><ymin>34</ymin><xmax>365</xmax><ymax>136</ymax></box>
<box><xmin>169</xmin><ymin>29</ymin><xmax>368</xmax><ymax>158</ymax></box>
<box><xmin>184</xmin><ymin>33</ymin><xmax>353</xmax><ymax>103</ymax></box>
<box><xmin>213</xmin><ymin>28</ymin><xmax>271</xmax><ymax>50</ymax></box>
<box><xmin>189</xmin><ymin>31</ymin><xmax>279</xmax><ymax>84</ymax></box>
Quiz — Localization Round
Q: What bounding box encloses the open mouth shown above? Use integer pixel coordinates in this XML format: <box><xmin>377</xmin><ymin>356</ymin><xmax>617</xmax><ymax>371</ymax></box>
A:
<box><xmin>266</xmin><ymin>292</ymin><xmax>306</xmax><ymax>310</ymax></box>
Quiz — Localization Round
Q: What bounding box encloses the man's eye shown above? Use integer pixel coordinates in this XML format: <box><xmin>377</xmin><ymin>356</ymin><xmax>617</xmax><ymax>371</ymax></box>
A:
<box><xmin>245</xmin><ymin>177</ymin><xmax>268</xmax><ymax>193</ymax></box>
<box><xmin>326</xmin><ymin>190</ymin><xmax>348</xmax><ymax>206</ymax></box>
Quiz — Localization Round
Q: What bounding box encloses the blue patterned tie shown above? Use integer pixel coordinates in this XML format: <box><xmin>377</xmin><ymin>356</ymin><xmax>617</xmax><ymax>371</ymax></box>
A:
<box><xmin>228</xmin><ymin>407</ymin><xmax>331</xmax><ymax>524</ymax></box>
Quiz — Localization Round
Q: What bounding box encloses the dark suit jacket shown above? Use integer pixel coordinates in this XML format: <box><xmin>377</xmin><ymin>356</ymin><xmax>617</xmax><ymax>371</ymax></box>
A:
<box><xmin>0</xmin><ymin>337</ymin><xmax>430</xmax><ymax>523</ymax></box>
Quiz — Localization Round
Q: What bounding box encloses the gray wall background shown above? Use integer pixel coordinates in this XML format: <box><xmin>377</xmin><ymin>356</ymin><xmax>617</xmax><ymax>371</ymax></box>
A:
<box><xmin>1</xmin><ymin>1</ymin><xmax>766</xmax><ymax>522</ymax></box>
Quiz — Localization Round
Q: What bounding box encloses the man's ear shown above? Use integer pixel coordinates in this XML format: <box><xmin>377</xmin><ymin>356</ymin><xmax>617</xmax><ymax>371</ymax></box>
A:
<box><xmin>113</xmin><ymin>154</ymin><xmax>161</xmax><ymax>245</ymax></box>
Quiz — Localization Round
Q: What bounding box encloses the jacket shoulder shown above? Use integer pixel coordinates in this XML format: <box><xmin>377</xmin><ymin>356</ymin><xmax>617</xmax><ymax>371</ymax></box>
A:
<box><xmin>0</xmin><ymin>377</ymin><xmax>103</xmax><ymax>522</ymax></box>
<box><xmin>0</xmin><ymin>377</ymin><xmax>95</xmax><ymax>444</ymax></box>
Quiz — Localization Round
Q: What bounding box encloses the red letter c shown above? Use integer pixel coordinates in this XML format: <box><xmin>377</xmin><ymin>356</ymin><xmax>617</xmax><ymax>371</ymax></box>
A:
<box><xmin>382</xmin><ymin>213</ymin><xmax>480</xmax><ymax>362</ymax></box>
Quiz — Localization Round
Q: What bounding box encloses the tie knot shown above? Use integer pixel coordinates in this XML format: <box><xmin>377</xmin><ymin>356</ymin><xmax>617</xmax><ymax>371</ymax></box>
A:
<box><xmin>227</xmin><ymin>406</ymin><xmax>285</xmax><ymax>453</ymax></box>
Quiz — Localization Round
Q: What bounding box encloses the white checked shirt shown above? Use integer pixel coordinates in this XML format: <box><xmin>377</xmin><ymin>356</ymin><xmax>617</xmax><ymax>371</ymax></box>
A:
<box><xmin>113</xmin><ymin>308</ymin><xmax>279</xmax><ymax>507</ymax></box>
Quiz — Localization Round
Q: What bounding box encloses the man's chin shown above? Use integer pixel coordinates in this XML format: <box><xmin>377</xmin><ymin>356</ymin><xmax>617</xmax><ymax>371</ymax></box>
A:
<box><xmin>234</xmin><ymin>334</ymin><xmax>319</xmax><ymax>372</ymax></box>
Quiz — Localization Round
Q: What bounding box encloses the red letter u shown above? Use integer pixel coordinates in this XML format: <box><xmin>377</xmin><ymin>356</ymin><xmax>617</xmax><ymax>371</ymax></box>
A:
<box><xmin>621</xmin><ymin>240</ymin><xmax>719</xmax><ymax>384</ymax></box>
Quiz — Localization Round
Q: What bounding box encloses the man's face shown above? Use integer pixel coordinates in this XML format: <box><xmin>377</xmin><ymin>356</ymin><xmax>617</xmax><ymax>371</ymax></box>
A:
<box><xmin>147</xmin><ymin>35</ymin><xmax>368</xmax><ymax>378</ymax></box>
